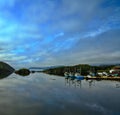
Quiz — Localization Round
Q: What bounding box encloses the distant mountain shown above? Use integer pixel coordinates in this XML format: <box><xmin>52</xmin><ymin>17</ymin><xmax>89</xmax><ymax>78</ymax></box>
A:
<box><xmin>0</xmin><ymin>61</ymin><xmax>15</xmax><ymax>79</ymax></box>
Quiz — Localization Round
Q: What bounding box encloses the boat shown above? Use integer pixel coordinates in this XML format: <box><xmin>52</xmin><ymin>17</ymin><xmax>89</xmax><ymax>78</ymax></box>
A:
<box><xmin>74</xmin><ymin>67</ymin><xmax>84</xmax><ymax>80</ymax></box>
<box><xmin>86</xmin><ymin>75</ymin><xmax>92</xmax><ymax>78</ymax></box>
<box><xmin>64</xmin><ymin>72</ymin><xmax>69</xmax><ymax>79</ymax></box>
<box><xmin>69</xmin><ymin>72</ymin><xmax>76</xmax><ymax>80</ymax></box>
<box><xmin>74</xmin><ymin>73</ymin><xmax>84</xmax><ymax>80</ymax></box>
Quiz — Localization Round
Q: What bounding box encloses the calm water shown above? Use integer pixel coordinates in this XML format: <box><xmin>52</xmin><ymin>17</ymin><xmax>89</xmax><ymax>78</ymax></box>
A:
<box><xmin>0</xmin><ymin>73</ymin><xmax>120</xmax><ymax>115</ymax></box>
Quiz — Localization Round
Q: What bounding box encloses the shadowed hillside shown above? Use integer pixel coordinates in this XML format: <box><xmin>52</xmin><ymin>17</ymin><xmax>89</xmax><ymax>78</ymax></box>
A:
<box><xmin>0</xmin><ymin>61</ymin><xmax>15</xmax><ymax>79</ymax></box>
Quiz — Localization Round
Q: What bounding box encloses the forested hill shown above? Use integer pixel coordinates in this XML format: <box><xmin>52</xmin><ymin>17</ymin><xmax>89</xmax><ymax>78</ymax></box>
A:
<box><xmin>43</xmin><ymin>64</ymin><xmax>118</xmax><ymax>76</ymax></box>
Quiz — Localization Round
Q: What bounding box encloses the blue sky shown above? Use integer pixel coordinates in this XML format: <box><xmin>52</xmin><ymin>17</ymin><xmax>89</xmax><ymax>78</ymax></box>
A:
<box><xmin>0</xmin><ymin>0</ymin><xmax>120</xmax><ymax>67</ymax></box>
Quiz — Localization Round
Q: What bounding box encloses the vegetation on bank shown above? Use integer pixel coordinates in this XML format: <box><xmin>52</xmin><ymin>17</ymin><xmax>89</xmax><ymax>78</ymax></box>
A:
<box><xmin>43</xmin><ymin>64</ymin><xmax>118</xmax><ymax>76</ymax></box>
<box><xmin>15</xmin><ymin>68</ymin><xmax>30</xmax><ymax>76</ymax></box>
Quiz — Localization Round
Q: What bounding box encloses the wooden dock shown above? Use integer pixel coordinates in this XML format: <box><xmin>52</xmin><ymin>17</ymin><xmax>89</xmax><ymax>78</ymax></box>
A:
<box><xmin>85</xmin><ymin>77</ymin><xmax>120</xmax><ymax>81</ymax></box>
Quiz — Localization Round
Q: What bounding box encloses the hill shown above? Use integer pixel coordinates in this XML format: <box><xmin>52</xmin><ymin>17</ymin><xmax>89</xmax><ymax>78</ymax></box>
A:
<box><xmin>43</xmin><ymin>64</ymin><xmax>118</xmax><ymax>76</ymax></box>
<box><xmin>0</xmin><ymin>61</ymin><xmax>15</xmax><ymax>79</ymax></box>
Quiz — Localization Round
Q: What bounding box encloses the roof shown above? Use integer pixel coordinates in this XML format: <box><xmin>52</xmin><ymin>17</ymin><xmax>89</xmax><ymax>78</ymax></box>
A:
<box><xmin>112</xmin><ymin>66</ymin><xmax>120</xmax><ymax>70</ymax></box>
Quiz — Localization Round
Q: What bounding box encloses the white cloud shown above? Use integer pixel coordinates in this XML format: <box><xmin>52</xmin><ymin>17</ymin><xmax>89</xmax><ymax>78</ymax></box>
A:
<box><xmin>0</xmin><ymin>0</ymin><xmax>120</xmax><ymax>67</ymax></box>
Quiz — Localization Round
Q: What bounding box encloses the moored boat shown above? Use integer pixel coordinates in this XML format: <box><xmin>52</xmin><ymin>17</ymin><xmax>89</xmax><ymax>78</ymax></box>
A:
<box><xmin>75</xmin><ymin>73</ymin><xmax>84</xmax><ymax>80</ymax></box>
<box><xmin>69</xmin><ymin>72</ymin><xmax>76</xmax><ymax>80</ymax></box>
<box><xmin>64</xmin><ymin>72</ymin><xmax>69</xmax><ymax>79</ymax></box>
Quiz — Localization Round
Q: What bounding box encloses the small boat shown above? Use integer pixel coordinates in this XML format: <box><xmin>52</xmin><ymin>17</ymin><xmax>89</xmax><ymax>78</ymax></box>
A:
<box><xmin>75</xmin><ymin>73</ymin><xmax>84</xmax><ymax>80</ymax></box>
<box><xmin>69</xmin><ymin>72</ymin><xmax>76</xmax><ymax>80</ymax></box>
<box><xmin>64</xmin><ymin>72</ymin><xmax>69</xmax><ymax>79</ymax></box>
<box><xmin>87</xmin><ymin>75</ymin><xmax>92</xmax><ymax>78</ymax></box>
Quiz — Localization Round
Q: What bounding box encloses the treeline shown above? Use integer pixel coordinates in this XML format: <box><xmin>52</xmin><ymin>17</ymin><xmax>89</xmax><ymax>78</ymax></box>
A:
<box><xmin>94</xmin><ymin>65</ymin><xmax>115</xmax><ymax>73</ymax></box>
<box><xmin>43</xmin><ymin>64</ymin><xmax>116</xmax><ymax>76</ymax></box>
<box><xmin>43</xmin><ymin>64</ymin><xmax>117</xmax><ymax>76</ymax></box>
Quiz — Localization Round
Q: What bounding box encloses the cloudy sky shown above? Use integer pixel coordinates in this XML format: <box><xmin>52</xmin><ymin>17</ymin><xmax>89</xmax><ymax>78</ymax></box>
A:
<box><xmin>0</xmin><ymin>0</ymin><xmax>120</xmax><ymax>68</ymax></box>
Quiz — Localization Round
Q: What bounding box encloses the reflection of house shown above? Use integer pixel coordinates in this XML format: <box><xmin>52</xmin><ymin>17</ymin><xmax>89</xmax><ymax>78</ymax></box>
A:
<box><xmin>110</xmin><ymin>66</ymin><xmax>120</xmax><ymax>77</ymax></box>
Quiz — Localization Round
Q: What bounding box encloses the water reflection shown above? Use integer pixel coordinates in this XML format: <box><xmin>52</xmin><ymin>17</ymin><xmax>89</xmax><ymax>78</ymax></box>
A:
<box><xmin>116</xmin><ymin>83</ymin><xmax>120</xmax><ymax>88</ymax></box>
<box><xmin>0</xmin><ymin>70</ymin><xmax>13</xmax><ymax>79</ymax></box>
<box><xmin>65</xmin><ymin>79</ymin><xmax>82</xmax><ymax>88</ymax></box>
<box><xmin>65</xmin><ymin>79</ymin><xmax>97</xmax><ymax>88</ymax></box>
<box><xmin>65</xmin><ymin>78</ymin><xmax>120</xmax><ymax>90</ymax></box>
<box><xmin>87</xmin><ymin>80</ymin><xmax>95</xmax><ymax>88</ymax></box>
<box><xmin>0</xmin><ymin>73</ymin><xmax>120</xmax><ymax>115</ymax></box>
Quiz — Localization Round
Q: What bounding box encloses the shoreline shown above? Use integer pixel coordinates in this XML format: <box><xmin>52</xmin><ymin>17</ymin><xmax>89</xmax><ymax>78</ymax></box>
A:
<box><xmin>85</xmin><ymin>76</ymin><xmax>120</xmax><ymax>81</ymax></box>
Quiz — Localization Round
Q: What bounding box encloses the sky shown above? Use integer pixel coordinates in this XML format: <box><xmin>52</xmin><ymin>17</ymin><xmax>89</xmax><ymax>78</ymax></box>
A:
<box><xmin>0</xmin><ymin>0</ymin><xmax>120</xmax><ymax>68</ymax></box>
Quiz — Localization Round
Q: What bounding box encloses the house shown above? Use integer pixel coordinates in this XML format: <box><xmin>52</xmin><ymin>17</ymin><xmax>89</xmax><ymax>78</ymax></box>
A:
<box><xmin>109</xmin><ymin>66</ymin><xmax>120</xmax><ymax>77</ymax></box>
<box><xmin>97</xmin><ymin>72</ymin><xmax>108</xmax><ymax>77</ymax></box>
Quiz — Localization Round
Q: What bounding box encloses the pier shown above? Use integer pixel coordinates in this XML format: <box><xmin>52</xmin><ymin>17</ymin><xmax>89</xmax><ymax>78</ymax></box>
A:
<box><xmin>85</xmin><ymin>77</ymin><xmax>120</xmax><ymax>81</ymax></box>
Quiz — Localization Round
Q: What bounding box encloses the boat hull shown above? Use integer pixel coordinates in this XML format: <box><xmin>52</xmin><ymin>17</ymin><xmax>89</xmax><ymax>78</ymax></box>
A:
<box><xmin>76</xmin><ymin>76</ymin><xmax>84</xmax><ymax>80</ymax></box>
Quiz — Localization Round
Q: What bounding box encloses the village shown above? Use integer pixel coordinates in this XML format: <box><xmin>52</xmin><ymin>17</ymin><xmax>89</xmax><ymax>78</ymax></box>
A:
<box><xmin>86</xmin><ymin>66</ymin><xmax>120</xmax><ymax>77</ymax></box>
<box><xmin>85</xmin><ymin>66</ymin><xmax>120</xmax><ymax>80</ymax></box>
<box><xmin>43</xmin><ymin>64</ymin><xmax>120</xmax><ymax>81</ymax></box>
<box><xmin>65</xmin><ymin>66</ymin><xmax>120</xmax><ymax>81</ymax></box>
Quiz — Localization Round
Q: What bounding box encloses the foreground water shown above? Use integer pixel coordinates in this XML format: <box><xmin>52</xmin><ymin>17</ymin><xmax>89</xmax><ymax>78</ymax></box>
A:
<box><xmin>0</xmin><ymin>73</ymin><xmax>120</xmax><ymax>115</ymax></box>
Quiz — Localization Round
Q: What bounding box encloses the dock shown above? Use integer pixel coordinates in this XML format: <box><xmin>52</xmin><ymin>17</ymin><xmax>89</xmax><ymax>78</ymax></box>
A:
<box><xmin>85</xmin><ymin>77</ymin><xmax>120</xmax><ymax>81</ymax></box>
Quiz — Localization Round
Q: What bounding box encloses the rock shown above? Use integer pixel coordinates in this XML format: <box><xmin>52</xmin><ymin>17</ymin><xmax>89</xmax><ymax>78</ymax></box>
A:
<box><xmin>15</xmin><ymin>68</ymin><xmax>30</xmax><ymax>76</ymax></box>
